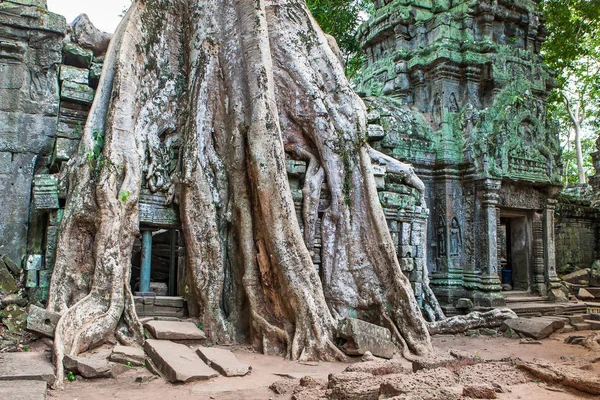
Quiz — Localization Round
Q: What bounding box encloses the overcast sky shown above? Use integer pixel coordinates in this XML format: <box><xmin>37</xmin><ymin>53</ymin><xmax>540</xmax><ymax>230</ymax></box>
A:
<box><xmin>47</xmin><ymin>0</ymin><xmax>131</xmax><ymax>33</ymax></box>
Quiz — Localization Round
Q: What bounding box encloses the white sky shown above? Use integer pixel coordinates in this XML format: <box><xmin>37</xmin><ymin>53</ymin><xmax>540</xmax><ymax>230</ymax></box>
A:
<box><xmin>47</xmin><ymin>0</ymin><xmax>132</xmax><ymax>33</ymax></box>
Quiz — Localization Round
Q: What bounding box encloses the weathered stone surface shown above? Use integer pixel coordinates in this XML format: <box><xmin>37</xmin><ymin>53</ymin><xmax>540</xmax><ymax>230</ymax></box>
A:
<box><xmin>76</xmin><ymin>357</ymin><xmax>112</xmax><ymax>379</ymax></box>
<box><xmin>62</xmin><ymin>42</ymin><xmax>93</xmax><ymax>68</ymax></box>
<box><xmin>562</xmin><ymin>269</ymin><xmax>591</xmax><ymax>285</ymax></box>
<box><xmin>0</xmin><ymin>260</ymin><xmax>17</xmax><ymax>293</ymax></box>
<box><xmin>503</xmin><ymin>317</ymin><xmax>564</xmax><ymax>340</ymax></box>
<box><xmin>455</xmin><ymin>298</ymin><xmax>473</xmax><ymax>309</ymax></box>
<box><xmin>338</xmin><ymin>318</ymin><xmax>395</xmax><ymax>359</ymax></box>
<box><xmin>1</xmin><ymin>255</ymin><xmax>20</xmax><ymax>275</ymax></box>
<box><xmin>33</xmin><ymin>175</ymin><xmax>59</xmax><ymax>210</ymax></box>
<box><xmin>60</xmin><ymin>80</ymin><xmax>95</xmax><ymax>104</ymax></box>
<box><xmin>26</xmin><ymin>304</ymin><xmax>60</xmax><ymax>337</ymax></box>
<box><xmin>0</xmin><ymin>380</ymin><xmax>47</xmax><ymax>400</ymax></box>
<box><xmin>144</xmin><ymin>320</ymin><xmax>206</xmax><ymax>341</ymax></box>
<box><xmin>89</xmin><ymin>62</ymin><xmax>103</xmax><ymax>87</ymax></box>
<box><xmin>463</xmin><ymin>384</ymin><xmax>497</xmax><ymax>399</ymax></box>
<box><xmin>143</xmin><ymin>339</ymin><xmax>217</xmax><ymax>383</ymax></box>
<box><xmin>110</xmin><ymin>345</ymin><xmax>146</xmax><ymax>367</ymax></box>
<box><xmin>0</xmin><ymin>352</ymin><xmax>55</xmax><ymax>384</ymax></box>
<box><xmin>577</xmin><ymin>288</ymin><xmax>596</xmax><ymax>301</ymax></box>
<box><xmin>70</xmin><ymin>14</ymin><xmax>112</xmax><ymax>56</ymax></box>
<box><xmin>59</xmin><ymin>64</ymin><xmax>89</xmax><ymax>84</ymax></box>
<box><xmin>196</xmin><ymin>346</ymin><xmax>251</xmax><ymax>377</ymax></box>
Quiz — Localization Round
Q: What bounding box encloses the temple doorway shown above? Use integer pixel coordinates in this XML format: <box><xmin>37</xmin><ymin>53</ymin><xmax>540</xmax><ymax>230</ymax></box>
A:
<box><xmin>499</xmin><ymin>213</ymin><xmax>533</xmax><ymax>292</ymax></box>
<box><xmin>131</xmin><ymin>228</ymin><xmax>182</xmax><ymax>296</ymax></box>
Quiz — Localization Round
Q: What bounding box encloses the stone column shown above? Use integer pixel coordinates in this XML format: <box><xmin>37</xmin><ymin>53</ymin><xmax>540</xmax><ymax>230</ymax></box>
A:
<box><xmin>474</xmin><ymin>179</ymin><xmax>505</xmax><ymax>307</ymax></box>
<box><xmin>544</xmin><ymin>186</ymin><xmax>568</xmax><ymax>302</ymax></box>
<box><xmin>139</xmin><ymin>230</ymin><xmax>153</xmax><ymax>295</ymax></box>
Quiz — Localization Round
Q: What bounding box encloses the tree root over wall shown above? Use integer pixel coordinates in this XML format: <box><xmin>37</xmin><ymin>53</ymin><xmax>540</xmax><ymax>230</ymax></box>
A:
<box><xmin>47</xmin><ymin>0</ymin><xmax>435</xmax><ymax>388</ymax></box>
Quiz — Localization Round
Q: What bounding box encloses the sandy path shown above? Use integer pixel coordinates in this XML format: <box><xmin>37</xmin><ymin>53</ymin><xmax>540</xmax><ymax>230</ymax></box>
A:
<box><xmin>48</xmin><ymin>333</ymin><xmax>600</xmax><ymax>400</ymax></box>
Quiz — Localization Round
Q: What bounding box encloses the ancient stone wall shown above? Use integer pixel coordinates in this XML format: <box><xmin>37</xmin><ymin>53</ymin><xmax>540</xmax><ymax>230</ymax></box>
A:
<box><xmin>0</xmin><ymin>1</ymin><xmax>107</xmax><ymax>303</ymax></box>
<box><xmin>0</xmin><ymin>0</ymin><xmax>66</xmax><ymax>266</ymax></box>
<box><xmin>357</xmin><ymin>0</ymin><xmax>567</xmax><ymax>310</ymax></box>
<box><xmin>555</xmin><ymin>190</ymin><xmax>600</xmax><ymax>273</ymax></box>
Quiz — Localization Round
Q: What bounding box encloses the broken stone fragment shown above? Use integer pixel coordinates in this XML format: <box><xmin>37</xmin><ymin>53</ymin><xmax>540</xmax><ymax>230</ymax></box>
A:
<box><xmin>70</xmin><ymin>14</ymin><xmax>112</xmax><ymax>56</ymax></box>
<box><xmin>196</xmin><ymin>346</ymin><xmax>251</xmax><ymax>377</ymax></box>
<box><xmin>561</xmin><ymin>269</ymin><xmax>591</xmax><ymax>285</ymax></box>
<box><xmin>455</xmin><ymin>298</ymin><xmax>473</xmax><ymax>309</ymax></box>
<box><xmin>26</xmin><ymin>304</ymin><xmax>61</xmax><ymax>338</ymax></box>
<box><xmin>463</xmin><ymin>384</ymin><xmax>497</xmax><ymax>399</ymax></box>
<box><xmin>577</xmin><ymin>288</ymin><xmax>596</xmax><ymax>301</ymax></box>
<box><xmin>64</xmin><ymin>354</ymin><xmax>111</xmax><ymax>379</ymax></box>
<box><xmin>338</xmin><ymin>318</ymin><xmax>396</xmax><ymax>359</ymax></box>
<box><xmin>0</xmin><ymin>261</ymin><xmax>18</xmax><ymax>294</ymax></box>
<box><xmin>109</xmin><ymin>345</ymin><xmax>146</xmax><ymax>367</ymax></box>
<box><xmin>502</xmin><ymin>317</ymin><xmax>564</xmax><ymax>340</ymax></box>
<box><xmin>1</xmin><ymin>256</ymin><xmax>20</xmax><ymax>276</ymax></box>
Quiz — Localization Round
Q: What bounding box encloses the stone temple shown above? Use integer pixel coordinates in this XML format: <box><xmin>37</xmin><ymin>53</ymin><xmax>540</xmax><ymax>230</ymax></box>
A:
<box><xmin>355</xmin><ymin>0</ymin><xmax>599</xmax><ymax>312</ymax></box>
<box><xmin>0</xmin><ymin>0</ymin><xmax>599</xmax><ymax>329</ymax></box>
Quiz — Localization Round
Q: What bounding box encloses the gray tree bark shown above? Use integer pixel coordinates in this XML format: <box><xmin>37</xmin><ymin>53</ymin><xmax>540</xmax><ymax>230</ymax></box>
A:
<box><xmin>47</xmin><ymin>0</ymin><xmax>433</xmax><ymax>387</ymax></box>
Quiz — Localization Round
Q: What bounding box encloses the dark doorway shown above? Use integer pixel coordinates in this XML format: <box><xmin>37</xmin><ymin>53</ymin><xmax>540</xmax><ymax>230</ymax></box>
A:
<box><xmin>499</xmin><ymin>214</ymin><xmax>532</xmax><ymax>291</ymax></box>
<box><xmin>131</xmin><ymin>228</ymin><xmax>181</xmax><ymax>296</ymax></box>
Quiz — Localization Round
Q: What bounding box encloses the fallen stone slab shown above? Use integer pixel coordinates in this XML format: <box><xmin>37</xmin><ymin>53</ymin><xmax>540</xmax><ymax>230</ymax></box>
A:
<box><xmin>577</xmin><ymin>288</ymin><xmax>596</xmax><ymax>301</ymax></box>
<box><xmin>144</xmin><ymin>320</ymin><xmax>206</xmax><ymax>341</ymax></box>
<box><xmin>0</xmin><ymin>380</ymin><xmax>47</xmax><ymax>400</ymax></box>
<box><xmin>562</xmin><ymin>269</ymin><xmax>590</xmax><ymax>285</ymax></box>
<box><xmin>338</xmin><ymin>318</ymin><xmax>395</xmax><ymax>359</ymax></box>
<box><xmin>144</xmin><ymin>339</ymin><xmax>217</xmax><ymax>383</ymax></box>
<box><xmin>503</xmin><ymin>317</ymin><xmax>564</xmax><ymax>340</ymax></box>
<box><xmin>196</xmin><ymin>346</ymin><xmax>251</xmax><ymax>377</ymax></box>
<box><xmin>0</xmin><ymin>352</ymin><xmax>55</xmax><ymax>384</ymax></box>
<box><xmin>26</xmin><ymin>305</ymin><xmax>61</xmax><ymax>338</ymax></box>
<box><xmin>64</xmin><ymin>354</ymin><xmax>111</xmax><ymax>379</ymax></box>
<box><xmin>110</xmin><ymin>345</ymin><xmax>146</xmax><ymax>367</ymax></box>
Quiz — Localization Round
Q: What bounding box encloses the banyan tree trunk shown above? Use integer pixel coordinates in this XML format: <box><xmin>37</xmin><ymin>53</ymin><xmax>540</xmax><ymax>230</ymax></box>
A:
<box><xmin>47</xmin><ymin>0</ymin><xmax>432</xmax><ymax>387</ymax></box>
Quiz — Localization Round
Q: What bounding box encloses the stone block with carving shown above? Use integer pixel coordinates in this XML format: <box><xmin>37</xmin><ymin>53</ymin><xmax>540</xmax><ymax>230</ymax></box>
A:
<box><xmin>338</xmin><ymin>318</ymin><xmax>395</xmax><ymax>359</ymax></box>
<box><xmin>33</xmin><ymin>175</ymin><xmax>59</xmax><ymax>210</ymax></box>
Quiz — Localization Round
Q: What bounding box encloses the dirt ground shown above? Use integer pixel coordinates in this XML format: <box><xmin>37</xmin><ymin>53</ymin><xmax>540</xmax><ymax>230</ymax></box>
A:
<box><xmin>47</xmin><ymin>332</ymin><xmax>600</xmax><ymax>400</ymax></box>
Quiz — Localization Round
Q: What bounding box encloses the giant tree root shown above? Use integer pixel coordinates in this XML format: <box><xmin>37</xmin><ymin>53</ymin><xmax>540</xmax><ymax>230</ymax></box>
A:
<box><xmin>515</xmin><ymin>359</ymin><xmax>600</xmax><ymax>395</ymax></box>
<box><xmin>427</xmin><ymin>308</ymin><xmax>518</xmax><ymax>335</ymax></box>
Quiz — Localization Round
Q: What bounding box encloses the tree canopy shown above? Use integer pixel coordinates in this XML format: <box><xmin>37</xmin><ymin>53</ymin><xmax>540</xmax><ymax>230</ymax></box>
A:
<box><xmin>306</xmin><ymin>0</ymin><xmax>372</xmax><ymax>77</ymax></box>
<box><xmin>542</xmin><ymin>0</ymin><xmax>600</xmax><ymax>184</ymax></box>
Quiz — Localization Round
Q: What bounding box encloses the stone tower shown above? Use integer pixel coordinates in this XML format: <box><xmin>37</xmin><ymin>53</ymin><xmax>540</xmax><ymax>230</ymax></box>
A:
<box><xmin>357</xmin><ymin>0</ymin><xmax>566</xmax><ymax>312</ymax></box>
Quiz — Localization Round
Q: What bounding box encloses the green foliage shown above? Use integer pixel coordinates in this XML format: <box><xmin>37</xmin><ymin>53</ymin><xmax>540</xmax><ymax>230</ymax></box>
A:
<box><xmin>66</xmin><ymin>371</ymin><xmax>76</xmax><ymax>382</ymax></box>
<box><xmin>120</xmin><ymin>190</ymin><xmax>131</xmax><ymax>202</ymax></box>
<box><xmin>197</xmin><ymin>322</ymin><xmax>204</xmax><ymax>330</ymax></box>
<box><xmin>307</xmin><ymin>0</ymin><xmax>373</xmax><ymax>78</ymax></box>
<box><xmin>126</xmin><ymin>361</ymin><xmax>133</xmax><ymax>367</ymax></box>
<box><xmin>542</xmin><ymin>0</ymin><xmax>600</xmax><ymax>182</ymax></box>
<box><xmin>561</xmin><ymin>135</ymin><xmax>596</xmax><ymax>184</ymax></box>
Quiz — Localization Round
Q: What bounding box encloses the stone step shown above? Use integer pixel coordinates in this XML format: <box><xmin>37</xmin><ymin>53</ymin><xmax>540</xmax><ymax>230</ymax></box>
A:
<box><xmin>504</xmin><ymin>296</ymin><xmax>548</xmax><ymax>304</ymax></box>
<box><xmin>583</xmin><ymin>320</ymin><xmax>600</xmax><ymax>330</ymax></box>
<box><xmin>144</xmin><ymin>320</ymin><xmax>206</xmax><ymax>341</ymax></box>
<box><xmin>196</xmin><ymin>347</ymin><xmax>251</xmax><ymax>377</ymax></box>
<box><xmin>144</xmin><ymin>339</ymin><xmax>218</xmax><ymax>383</ymax></box>
<box><xmin>0</xmin><ymin>380</ymin><xmax>47</xmax><ymax>400</ymax></box>
<box><xmin>572</xmin><ymin>322</ymin><xmax>592</xmax><ymax>331</ymax></box>
<box><xmin>0</xmin><ymin>352</ymin><xmax>55</xmax><ymax>384</ymax></box>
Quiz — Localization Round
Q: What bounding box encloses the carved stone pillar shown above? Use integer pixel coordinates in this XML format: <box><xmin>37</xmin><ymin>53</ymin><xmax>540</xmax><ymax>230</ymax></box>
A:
<box><xmin>532</xmin><ymin>213</ymin><xmax>545</xmax><ymax>295</ymax></box>
<box><xmin>544</xmin><ymin>186</ymin><xmax>568</xmax><ymax>302</ymax></box>
<box><xmin>474</xmin><ymin>179</ymin><xmax>505</xmax><ymax>307</ymax></box>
